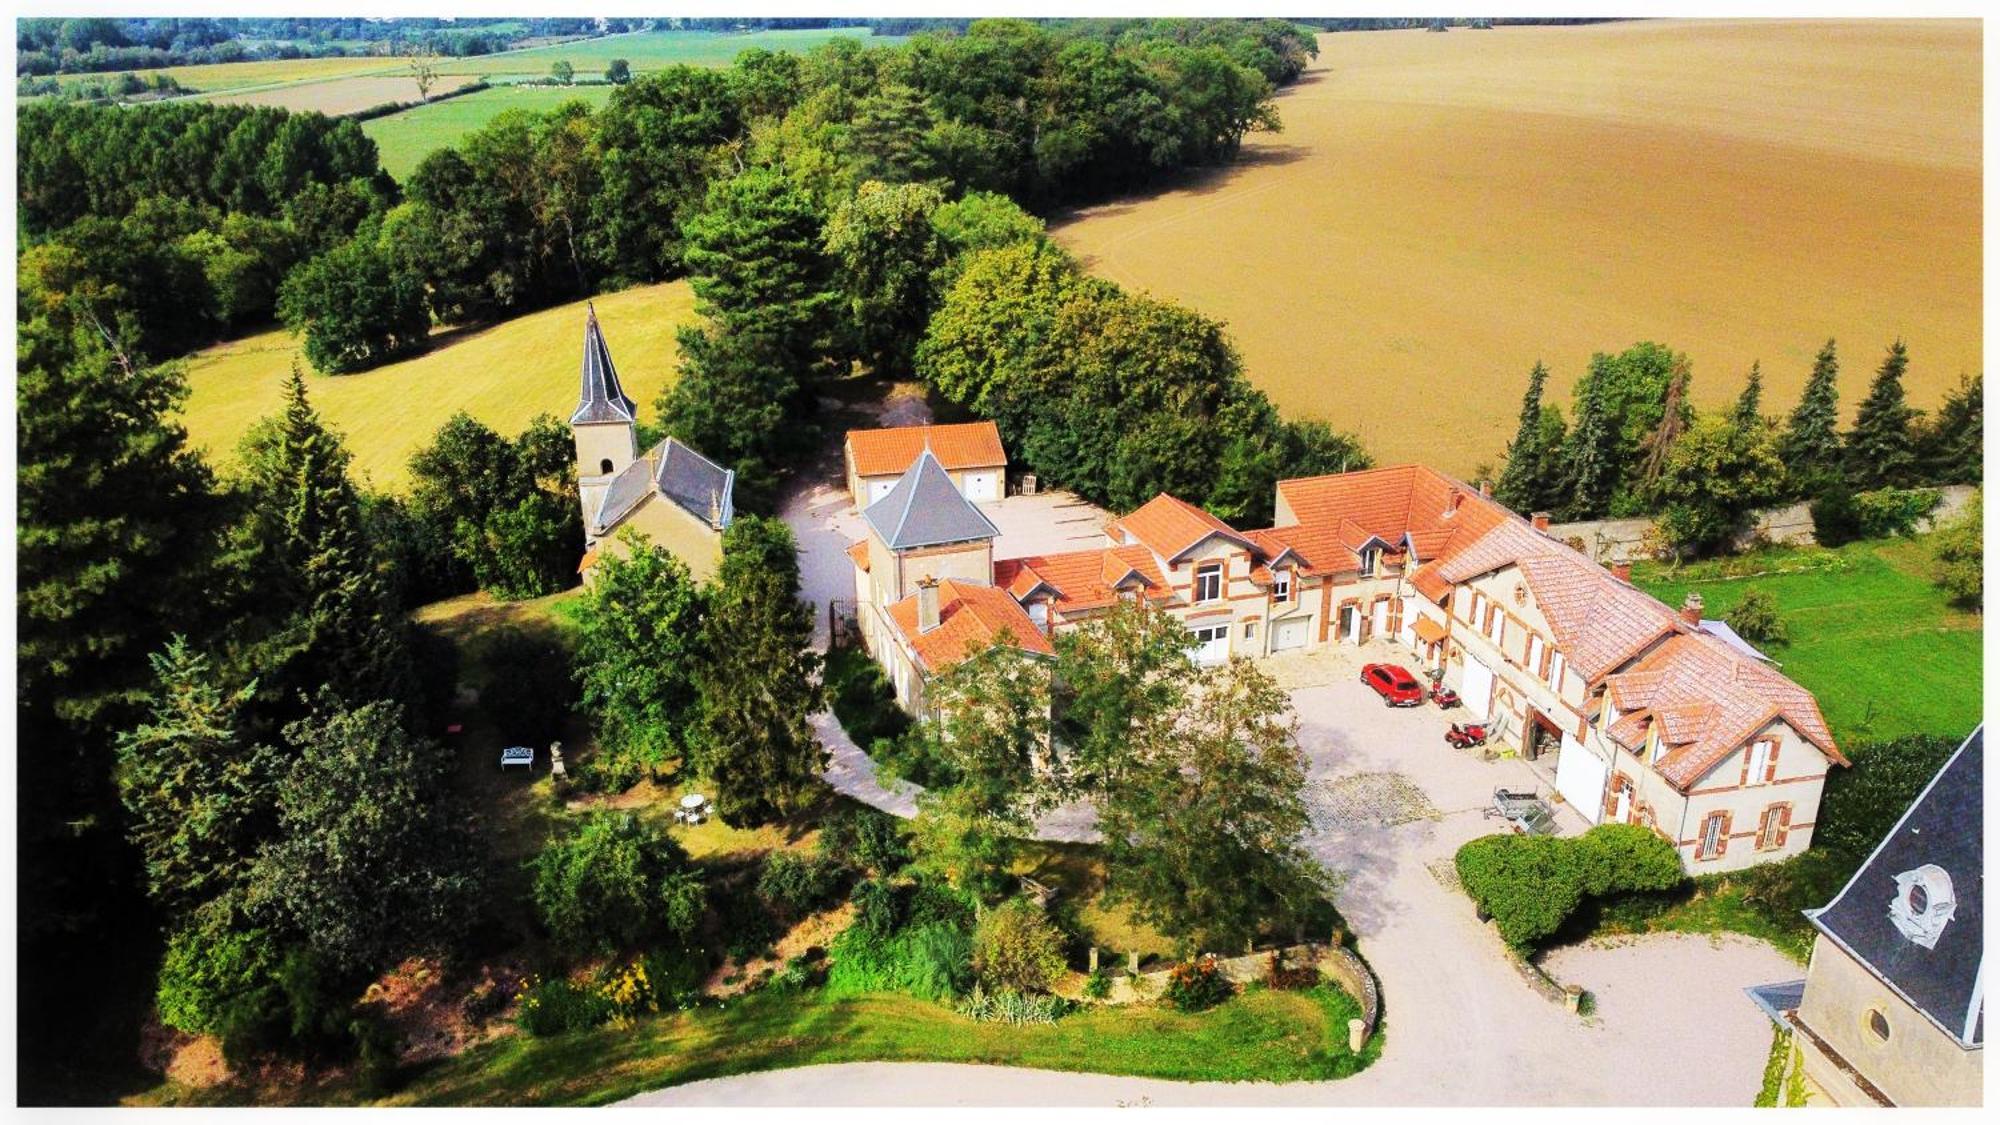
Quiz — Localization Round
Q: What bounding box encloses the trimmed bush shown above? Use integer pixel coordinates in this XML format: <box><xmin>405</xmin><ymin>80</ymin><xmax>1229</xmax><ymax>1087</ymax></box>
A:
<box><xmin>1082</xmin><ymin>969</ymin><xmax>1112</xmax><ymax>1000</ymax></box>
<box><xmin>1575</xmin><ymin>824</ymin><xmax>1686</xmax><ymax>897</ymax></box>
<box><xmin>1162</xmin><ymin>955</ymin><xmax>1234</xmax><ymax>1012</ymax></box>
<box><xmin>1454</xmin><ymin>833</ymin><xmax>1586</xmax><ymax>951</ymax></box>
<box><xmin>971</xmin><ymin>898</ymin><xmax>1068</xmax><ymax>994</ymax></box>
<box><xmin>1725</xmin><ymin>587</ymin><xmax>1789</xmax><ymax>647</ymax></box>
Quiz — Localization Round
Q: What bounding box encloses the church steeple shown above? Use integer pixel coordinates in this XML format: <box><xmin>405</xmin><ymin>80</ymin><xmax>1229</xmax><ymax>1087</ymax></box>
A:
<box><xmin>570</xmin><ymin>302</ymin><xmax>637</xmax><ymax>426</ymax></box>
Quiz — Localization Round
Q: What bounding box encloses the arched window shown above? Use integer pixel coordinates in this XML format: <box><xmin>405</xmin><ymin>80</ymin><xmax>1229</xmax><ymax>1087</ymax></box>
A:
<box><xmin>599</xmin><ymin>458</ymin><xmax>614</xmax><ymax>475</ymax></box>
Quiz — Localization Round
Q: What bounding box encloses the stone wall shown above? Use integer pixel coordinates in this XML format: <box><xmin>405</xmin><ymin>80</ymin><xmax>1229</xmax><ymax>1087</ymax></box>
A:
<box><xmin>1103</xmin><ymin>942</ymin><xmax>1380</xmax><ymax>1035</ymax></box>
<box><xmin>1546</xmin><ymin>484</ymin><xmax>1976</xmax><ymax>564</ymax></box>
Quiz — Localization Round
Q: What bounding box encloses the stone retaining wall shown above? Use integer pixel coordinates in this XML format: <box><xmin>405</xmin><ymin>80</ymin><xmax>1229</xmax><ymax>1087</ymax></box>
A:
<box><xmin>1101</xmin><ymin>942</ymin><xmax>1380</xmax><ymax>1035</ymax></box>
<box><xmin>1546</xmin><ymin>484</ymin><xmax>1975</xmax><ymax>563</ymax></box>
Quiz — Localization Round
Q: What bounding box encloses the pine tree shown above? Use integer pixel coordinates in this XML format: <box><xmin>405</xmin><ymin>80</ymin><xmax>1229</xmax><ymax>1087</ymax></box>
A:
<box><xmin>1558</xmin><ymin>372</ymin><xmax>1617</xmax><ymax>519</ymax></box>
<box><xmin>679</xmin><ymin>167</ymin><xmax>839</xmax><ymax>368</ymax></box>
<box><xmin>692</xmin><ymin>517</ymin><xmax>826</xmax><ymax>826</ymax></box>
<box><xmin>1493</xmin><ymin>361</ymin><xmax>1550</xmax><ymax>512</ymax></box>
<box><xmin>114</xmin><ymin>638</ymin><xmax>273</xmax><ymax>917</ymax></box>
<box><xmin>237</xmin><ymin>365</ymin><xmax>412</xmax><ymax>718</ymax></box>
<box><xmin>1779</xmin><ymin>339</ymin><xmax>1843</xmax><ymax>495</ymax></box>
<box><xmin>1734</xmin><ymin>361</ymin><xmax>1765</xmax><ymax>429</ymax></box>
<box><xmin>1636</xmin><ymin>355</ymin><xmax>1693</xmax><ymax>489</ymax></box>
<box><xmin>1917</xmin><ymin>374</ymin><xmax>1982</xmax><ymax>485</ymax></box>
<box><xmin>1843</xmin><ymin>339</ymin><xmax>1919</xmax><ymax>489</ymax></box>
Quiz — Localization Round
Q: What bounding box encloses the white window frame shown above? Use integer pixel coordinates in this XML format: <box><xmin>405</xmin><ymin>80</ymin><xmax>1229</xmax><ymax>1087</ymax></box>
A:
<box><xmin>1748</xmin><ymin>738</ymin><xmax>1778</xmax><ymax>785</ymax></box>
<box><xmin>1698</xmin><ymin>813</ymin><xmax>1725</xmax><ymax>859</ymax></box>
<box><xmin>1194</xmin><ymin>563</ymin><xmax>1223</xmax><ymax>604</ymax></box>
<box><xmin>1527</xmin><ymin>635</ymin><xmax>1546</xmax><ymax>679</ymax></box>
<box><xmin>1273</xmin><ymin>570</ymin><xmax>1292</xmax><ymax>603</ymax></box>
<box><xmin>1359</xmin><ymin>547</ymin><xmax>1379</xmax><ymax>578</ymax></box>
<box><xmin>1243</xmin><ymin>620</ymin><xmax>1257</xmax><ymax>640</ymax></box>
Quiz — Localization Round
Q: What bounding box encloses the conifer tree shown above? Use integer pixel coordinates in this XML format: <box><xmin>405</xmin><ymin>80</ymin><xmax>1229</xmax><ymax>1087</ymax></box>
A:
<box><xmin>1734</xmin><ymin>360</ymin><xmax>1765</xmax><ymax>429</ymax></box>
<box><xmin>1917</xmin><ymin>374</ymin><xmax>1982</xmax><ymax>485</ymax></box>
<box><xmin>1843</xmin><ymin>339</ymin><xmax>1919</xmax><ymax>489</ymax></box>
<box><xmin>1779</xmin><ymin>339</ymin><xmax>1843</xmax><ymax>495</ymax></box>
<box><xmin>115</xmin><ymin>638</ymin><xmax>273</xmax><ymax>917</ymax></box>
<box><xmin>691</xmin><ymin>517</ymin><xmax>826</xmax><ymax>826</ymax></box>
<box><xmin>1636</xmin><ymin>355</ymin><xmax>1693</xmax><ymax>489</ymax></box>
<box><xmin>237</xmin><ymin>365</ymin><xmax>412</xmax><ymax>717</ymax></box>
<box><xmin>1494</xmin><ymin>361</ymin><xmax>1550</xmax><ymax>512</ymax></box>
<box><xmin>1558</xmin><ymin>372</ymin><xmax>1617</xmax><ymax>519</ymax></box>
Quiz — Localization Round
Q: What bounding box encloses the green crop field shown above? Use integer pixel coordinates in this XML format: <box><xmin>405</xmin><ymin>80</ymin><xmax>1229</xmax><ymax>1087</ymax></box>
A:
<box><xmin>363</xmin><ymin>84</ymin><xmax>619</xmax><ymax>177</ymax></box>
<box><xmin>177</xmin><ymin>282</ymin><xmax>692</xmax><ymax>492</ymax></box>
<box><xmin>54</xmin><ymin>54</ymin><xmax>422</xmax><ymax>95</ymax></box>
<box><xmin>1633</xmin><ymin>537</ymin><xmax>1982</xmax><ymax>746</ymax></box>
<box><xmin>428</xmin><ymin>26</ymin><xmax>896</xmax><ymax>77</ymax></box>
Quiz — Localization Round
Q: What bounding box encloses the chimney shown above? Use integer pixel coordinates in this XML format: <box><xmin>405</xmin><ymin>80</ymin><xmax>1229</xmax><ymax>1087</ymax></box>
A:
<box><xmin>1479</xmin><ymin>480</ymin><xmax>1492</xmax><ymax>498</ymax></box>
<box><xmin>916</xmin><ymin>577</ymin><xmax>941</xmax><ymax>633</ymax></box>
<box><xmin>1445</xmin><ymin>488</ymin><xmax>1461</xmax><ymax>516</ymax></box>
<box><xmin>708</xmin><ymin>487</ymin><xmax>723</xmax><ymax>530</ymax></box>
<box><xmin>1680</xmin><ymin>591</ymin><xmax>1704</xmax><ymax>628</ymax></box>
<box><xmin>1610</xmin><ymin>560</ymin><xmax>1632</xmax><ymax>583</ymax></box>
<box><xmin>1531</xmin><ymin>511</ymin><xmax>1550</xmax><ymax>532</ymax></box>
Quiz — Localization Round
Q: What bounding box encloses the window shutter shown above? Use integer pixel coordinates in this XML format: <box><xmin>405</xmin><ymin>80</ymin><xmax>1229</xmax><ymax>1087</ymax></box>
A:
<box><xmin>1775</xmin><ymin>804</ymin><xmax>1791</xmax><ymax>847</ymax></box>
<box><xmin>1716</xmin><ymin>811</ymin><xmax>1732</xmax><ymax>857</ymax></box>
<box><xmin>1761</xmin><ymin>740</ymin><xmax>1779</xmax><ymax>783</ymax></box>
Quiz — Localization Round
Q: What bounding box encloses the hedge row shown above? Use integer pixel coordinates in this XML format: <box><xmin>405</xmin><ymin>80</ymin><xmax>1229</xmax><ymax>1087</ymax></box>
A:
<box><xmin>1455</xmin><ymin>824</ymin><xmax>1685</xmax><ymax>951</ymax></box>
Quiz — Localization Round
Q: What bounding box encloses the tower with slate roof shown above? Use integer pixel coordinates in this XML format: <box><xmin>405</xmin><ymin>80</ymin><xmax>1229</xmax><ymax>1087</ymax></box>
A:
<box><xmin>570</xmin><ymin>304</ymin><xmax>639</xmax><ymax>530</ymax></box>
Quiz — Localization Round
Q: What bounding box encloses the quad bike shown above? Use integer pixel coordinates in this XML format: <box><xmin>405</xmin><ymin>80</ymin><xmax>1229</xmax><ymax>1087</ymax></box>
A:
<box><xmin>1429</xmin><ymin>684</ymin><xmax>1461</xmax><ymax>709</ymax></box>
<box><xmin>1445</xmin><ymin>722</ymin><xmax>1489</xmax><ymax>749</ymax></box>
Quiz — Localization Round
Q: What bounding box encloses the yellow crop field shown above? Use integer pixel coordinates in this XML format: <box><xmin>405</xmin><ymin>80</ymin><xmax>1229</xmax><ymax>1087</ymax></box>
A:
<box><xmin>63</xmin><ymin>54</ymin><xmax>417</xmax><ymax>94</ymax></box>
<box><xmin>178</xmin><ymin>283</ymin><xmax>693</xmax><ymax>492</ymax></box>
<box><xmin>1053</xmin><ymin>19</ymin><xmax>1982</xmax><ymax>473</ymax></box>
<box><xmin>208</xmin><ymin>73</ymin><xmax>482</xmax><ymax>115</ymax></box>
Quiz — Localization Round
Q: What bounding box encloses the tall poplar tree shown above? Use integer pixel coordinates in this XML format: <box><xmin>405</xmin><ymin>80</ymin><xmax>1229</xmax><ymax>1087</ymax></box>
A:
<box><xmin>1779</xmin><ymin>339</ymin><xmax>1843</xmax><ymax>495</ymax></box>
<box><xmin>691</xmin><ymin>517</ymin><xmax>826</xmax><ymax>826</ymax></box>
<box><xmin>1844</xmin><ymin>339</ymin><xmax>1919</xmax><ymax>489</ymax></box>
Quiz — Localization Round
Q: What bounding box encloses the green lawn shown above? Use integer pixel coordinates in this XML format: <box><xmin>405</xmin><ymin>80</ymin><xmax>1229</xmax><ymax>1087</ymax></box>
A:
<box><xmin>363</xmin><ymin>84</ymin><xmax>619</xmax><ymax>178</ymax></box>
<box><xmin>1631</xmin><ymin>536</ymin><xmax>1981</xmax><ymax>745</ymax></box>
<box><xmin>135</xmin><ymin>983</ymin><xmax>1371</xmax><ymax>1106</ymax></box>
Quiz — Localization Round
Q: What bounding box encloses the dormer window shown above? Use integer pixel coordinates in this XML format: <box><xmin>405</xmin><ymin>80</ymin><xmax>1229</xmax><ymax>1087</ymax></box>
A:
<box><xmin>1194</xmin><ymin>563</ymin><xmax>1222</xmax><ymax>603</ymax></box>
<box><xmin>1889</xmin><ymin>865</ymin><xmax>1956</xmax><ymax>949</ymax></box>
<box><xmin>1359</xmin><ymin>548</ymin><xmax>1379</xmax><ymax>578</ymax></box>
<box><xmin>1648</xmin><ymin>724</ymin><xmax>1665</xmax><ymax>764</ymax></box>
<box><xmin>1274</xmin><ymin>570</ymin><xmax>1292</xmax><ymax>603</ymax></box>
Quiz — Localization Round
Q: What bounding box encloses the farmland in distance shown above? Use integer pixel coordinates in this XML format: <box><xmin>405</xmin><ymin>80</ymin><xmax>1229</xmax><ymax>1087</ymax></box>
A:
<box><xmin>1052</xmin><ymin>19</ymin><xmax>1982</xmax><ymax>473</ymax></box>
<box><xmin>363</xmin><ymin>84</ymin><xmax>619</xmax><ymax>178</ymax></box>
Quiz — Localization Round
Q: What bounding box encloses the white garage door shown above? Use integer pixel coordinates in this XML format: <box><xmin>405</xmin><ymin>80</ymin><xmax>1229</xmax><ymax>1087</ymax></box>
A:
<box><xmin>963</xmin><ymin>471</ymin><xmax>999</xmax><ymax>502</ymax></box>
<box><xmin>1272</xmin><ymin>617</ymin><xmax>1309</xmax><ymax>652</ymax></box>
<box><xmin>1460</xmin><ymin>657</ymin><xmax>1495</xmax><ymax>718</ymax></box>
<box><xmin>1188</xmin><ymin>623</ymin><xmax>1230</xmax><ymax>666</ymax></box>
<box><xmin>1555</xmin><ymin>731</ymin><xmax>1608</xmax><ymax>825</ymax></box>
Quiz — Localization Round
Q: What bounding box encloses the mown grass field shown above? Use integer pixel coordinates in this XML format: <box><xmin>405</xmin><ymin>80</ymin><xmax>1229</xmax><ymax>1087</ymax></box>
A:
<box><xmin>1053</xmin><ymin>19</ymin><xmax>1982</xmax><ymax>473</ymax></box>
<box><xmin>137</xmin><ymin>984</ymin><xmax>1375</xmax><ymax>1106</ymax></box>
<box><xmin>177</xmin><ymin>283</ymin><xmax>692</xmax><ymax>491</ymax></box>
<box><xmin>363</xmin><ymin>84</ymin><xmax>619</xmax><ymax>178</ymax></box>
<box><xmin>1631</xmin><ymin>535</ymin><xmax>1982</xmax><ymax>745</ymax></box>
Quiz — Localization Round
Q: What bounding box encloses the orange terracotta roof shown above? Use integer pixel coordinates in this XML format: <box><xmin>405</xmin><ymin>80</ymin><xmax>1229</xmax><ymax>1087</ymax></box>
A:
<box><xmin>1109</xmin><ymin>493</ymin><xmax>1254</xmax><ymax>561</ymax></box>
<box><xmin>993</xmin><ymin>546</ymin><xmax>1171</xmax><ymax>615</ymax></box>
<box><xmin>1412</xmin><ymin>616</ymin><xmax>1448</xmax><ymax>644</ymax></box>
<box><xmin>1604</xmin><ymin>632</ymin><xmax>1843</xmax><ymax>791</ymax></box>
<box><xmin>847</xmin><ymin>422</ymin><xmax>1007</xmax><ymax>478</ymax></box>
<box><xmin>577</xmin><ymin>548</ymin><xmax>600</xmax><ymax>574</ymax></box>
<box><xmin>1274</xmin><ymin>463</ymin><xmax>1510</xmax><ymax>572</ymax></box>
<box><xmin>846</xmin><ymin>540</ymin><xmax>871</xmax><ymax>572</ymax></box>
<box><xmin>1409</xmin><ymin>561</ymin><xmax>1452</xmax><ymax>603</ymax></box>
<box><xmin>885</xmin><ymin>580</ymin><xmax>1052</xmax><ymax>671</ymax></box>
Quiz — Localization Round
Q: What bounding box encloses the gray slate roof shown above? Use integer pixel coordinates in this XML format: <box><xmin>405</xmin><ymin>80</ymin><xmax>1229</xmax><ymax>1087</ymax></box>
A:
<box><xmin>592</xmin><ymin>438</ymin><xmax>735</xmax><ymax>534</ymax></box>
<box><xmin>1806</xmin><ymin>726</ymin><xmax>1984</xmax><ymax>1047</ymax></box>
<box><xmin>570</xmin><ymin>304</ymin><xmax>638</xmax><ymax>425</ymax></box>
<box><xmin>862</xmin><ymin>449</ymin><xmax>998</xmax><ymax>550</ymax></box>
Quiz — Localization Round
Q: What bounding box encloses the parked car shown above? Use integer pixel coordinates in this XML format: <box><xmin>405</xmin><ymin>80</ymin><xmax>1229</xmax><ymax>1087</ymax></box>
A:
<box><xmin>1362</xmin><ymin>663</ymin><xmax>1425</xmax><ymax>707</ymax></box>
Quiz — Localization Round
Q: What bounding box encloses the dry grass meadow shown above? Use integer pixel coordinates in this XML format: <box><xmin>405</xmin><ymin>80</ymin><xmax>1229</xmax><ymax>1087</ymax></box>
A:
<box><xmin>1053</xmin><ymin>19</ymin><xmax>1982</xmax><ymax>472</ymax></box>
<box><xmin>178</xmin><ymin>282</ymin><xmax>692</xmax><ymax>492</ymax></box>
<box><xmin>208</xmin><ymin>73</ymin><xmax>482</xmax><ymax>115</ymax></box>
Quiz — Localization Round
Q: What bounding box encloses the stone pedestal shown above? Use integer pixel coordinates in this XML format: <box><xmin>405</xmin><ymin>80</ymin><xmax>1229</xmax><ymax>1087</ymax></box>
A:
<box><xmin>1564</xmin><ymin>985</ymin><xmax>1583</xmax><ymax>1014</ymax></box>
<box><xmin>1348</xmin><ymin>1018</ymin><xmax>1368</xmax><ymax>1053</ymax></box>
<box><xmin>1127</xmin><ymin>950</ymin><xmax>1139</xmax><ymax>974</ymax></box>
<box><xmin>1087</xmin><ymin>947</ymin><xmax>1098</xmax><ymax>973</ymax></box>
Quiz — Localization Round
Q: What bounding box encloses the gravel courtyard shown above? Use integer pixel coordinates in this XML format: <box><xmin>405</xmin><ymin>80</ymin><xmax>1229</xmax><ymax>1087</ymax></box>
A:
<box><xmin>629</xmin><ymin>643</ymin><xmax>1798</xmax><ymax>1106</ymax></box>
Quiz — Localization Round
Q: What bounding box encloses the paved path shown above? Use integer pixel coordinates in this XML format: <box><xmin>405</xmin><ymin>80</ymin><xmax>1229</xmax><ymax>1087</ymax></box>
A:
<box><xmin>628</xmin><ymin>645</ymin><xmax>1796</xmax><ymax>1106</ymax></box>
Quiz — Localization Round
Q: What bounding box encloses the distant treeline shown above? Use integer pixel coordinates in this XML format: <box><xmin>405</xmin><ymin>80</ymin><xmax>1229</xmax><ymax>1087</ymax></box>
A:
<box><xmin>1302</xmin><ymin>17</ymin><xmax>1622</xmax><ymax>32</ymax></box>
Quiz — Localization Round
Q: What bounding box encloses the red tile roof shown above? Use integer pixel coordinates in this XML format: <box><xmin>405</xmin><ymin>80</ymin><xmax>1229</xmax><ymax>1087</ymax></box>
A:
<box><xmin>1108</xmin><ymin>493</ymin><xmax>1255</xmax><ymax>562</ymax></box>
<box><xmin>1607</xmin><ymin>632</ymin><xmax>1844</xmax><ymax>790</ymax></box>
<box><xmin>846</xmin><ymin>540</ymin><xmax>871</xmax><ymax>572</ymax></box>
<box><xmin>885</xmin><ymin>580</ymin><xmax>1052</xmax><ymax>671</ymax></box>
<box><xmin>847</xmin><ymin>422</ymin><xmax>1007</xmax><ymax>478</ymax></box>
<box><xmin>993</xmin><ymin>546</ymin><xmax>1171</xmax><ymax>615</ymax></box>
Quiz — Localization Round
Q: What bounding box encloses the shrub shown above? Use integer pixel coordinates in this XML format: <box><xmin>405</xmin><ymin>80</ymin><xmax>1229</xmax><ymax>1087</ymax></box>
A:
<box><xmin>515</xmin><ymin>976</ymin><xmax>611</xmax><ymax>1037</ymax></box>
<box><xmin>1815</xmin><ymin>734</ymin><xmax>1963</xmax><ymax>860</ymax></box>
<box><xmin>758</xmin><ymin>850</ymin><xmax>852</xmax><ymax>917</ymax></box>
<box><xmin>1264</xmin><ymin>949</ymin><xmax>1321</xmax><ymax>991</ymax></box>
<box><xmin>971</xmin><ymin>899</ymin><xmax>1069</xmax><ymax>994</ymax></box>
<box><xmin>850</xmin><ymin>877</ymin><xmax>901</xmax><ymax>937</ymax></box>
<box><xmin>1853</xmin><ymin>487</ymin><xmax>1943</xmax><ymax>539</ymax></box>
<box><xmin>771</xmin><ymin>954</ymin><xmax>819</xmax><ymax>991</ymax></box>
<box><xmin>1082</xmin><ymin>969</ymin><xmax>1112</xmax><ymax>1000</ymax></box>
<box><xmin>1810</xmin><ymin>485</ymin><xmax>1863</xmax><ymax>547</ymax></box>
<box><xmin>1725</xmin><ymin>587</ymin><xmax>1789</xmax><ymax>646</ymax></box>
<box><xmin>825</xmin><ymin>644</ymin><xmax>910</xmax><ymax>746</ymax></box>
<box><xmin>1929</xmin><ymin>495</ymin><xmax>1981</xmax><ymax>607</ymax></box>
<box><xmin>956</xmin><ymin>984</ymin><xmax>1075</xmax><ymax>1024</ymax></box>
<box><xmin>531</xmin><ymin>813</ymin><xmax>707</xmax><ymax>956</ymax></box>
<box><xmin>1162</xmin><ymin>955</ymin><xmax>1234</xmax><ymax>1012</ymax></box>
<box><xmin>818</xmin><ymin>804</ymin><xmax>912</xmax><ymax>875</ymax></box>
<box><xmin>826</xmin><ymin>918</ymin><xmax>975</xmax><ymax>1002</ymax></box>
<box><xmin>1455</xmin><ymin>833</ymin><xmax>1585</xmax><ymax>951</ymax></box>
<box><xmin>597</xmin><ymin>959</ymin><xmax>660</xmax><ymax>1026</ymax></box>
<box><xmin>716</xmin><ymin>884</ymin><xmax>784</xmax><ymax>962</ymax></box>
<box><xmin>1574</xmin><ymin>824</ymin><xmax>1687</xmax><ymax>897</ymax></box>
<box><xmin>350</xmin><ymin>1007</ymin><xmax>403</xmax><ymax>1096</ymax></box>
<box><xmin>155</xmin><ymin>904</ymin><xmax>280</xmax><ymax>1038</ymax></box>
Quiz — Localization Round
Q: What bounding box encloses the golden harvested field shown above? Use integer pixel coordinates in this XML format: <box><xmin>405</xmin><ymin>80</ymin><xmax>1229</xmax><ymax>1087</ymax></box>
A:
<box><xmin>208</xmin><ymin>73</ymin><xmax>482</xmax><ymax>115</ymax></box>
<box><xmin>1053</xmin><ymin>19</ymin><xmax>1982</xmax><ymax>473</ymax></box>
<box><xmin>55</xmin><ymin>53</ymin><xmax>415</xmax><ymax>94</ymax></box>
<box><xmin>178</xmin><ymin>283</ymin><xmax>692</xmax><ymax>492</ymax></box>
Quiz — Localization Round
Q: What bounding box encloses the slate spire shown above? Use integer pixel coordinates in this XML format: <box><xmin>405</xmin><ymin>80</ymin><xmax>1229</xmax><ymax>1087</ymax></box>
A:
<box><xmin>570</xmin><ymin>303</ymin><xmax>637</xmax><ymax>425</ymax></box>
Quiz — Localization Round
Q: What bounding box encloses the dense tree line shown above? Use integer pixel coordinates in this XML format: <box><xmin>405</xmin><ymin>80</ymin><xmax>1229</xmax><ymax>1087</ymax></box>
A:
<box><xmin>15</xmin><ymin>16</ymin><xmax>637</xmax><ymax>75</ymax></box>
<box><xmin>1493</xmin><ymin>339</ymin><xmax>1981</xmax><ymax>554</ymax></box>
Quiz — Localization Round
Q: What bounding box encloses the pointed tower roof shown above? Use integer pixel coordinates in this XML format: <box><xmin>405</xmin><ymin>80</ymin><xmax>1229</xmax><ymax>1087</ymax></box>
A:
<box><xmin>863</xmin><ymin>449</ymin><xmax>999</xmax><ymax>550</ymax></box>
<box><xmin>570</xmin><ymin>303</ymin><xmax>637</xmax><ymax>425</ymax></box>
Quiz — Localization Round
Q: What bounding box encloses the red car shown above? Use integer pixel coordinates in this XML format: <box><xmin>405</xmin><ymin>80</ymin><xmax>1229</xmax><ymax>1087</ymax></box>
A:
<box><xmin>1362</xmin><ymin>663</ymin><xmax>1425</xmax><ymax>707</ymax></box>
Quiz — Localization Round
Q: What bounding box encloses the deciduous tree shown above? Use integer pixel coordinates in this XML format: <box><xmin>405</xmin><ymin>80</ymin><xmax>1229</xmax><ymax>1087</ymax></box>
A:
<box><xmin>569</xmin><ymin>534</ymin><xmax>709</xmax><ymax>788</ymax></box>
